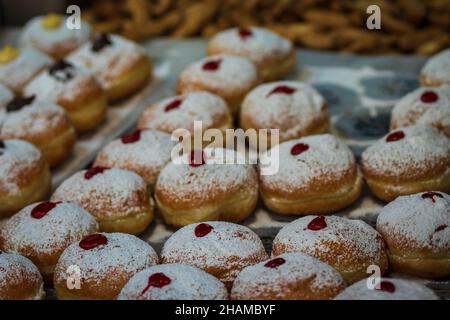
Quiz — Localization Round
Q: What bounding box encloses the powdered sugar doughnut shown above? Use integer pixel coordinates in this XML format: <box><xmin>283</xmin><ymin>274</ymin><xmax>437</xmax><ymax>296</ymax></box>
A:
<box><xmin>94</xmin><ymin>130</ymin><xmax>174</xmax><ymax>191</ymax></box>
<box><xmin>391</xmin><ymin>85</ymin><xmax>450</xmax><ymax>137</ymax></box>
<box><xmin>259</xmin><ymin>134</ymin><xmax>362</xmax><ymax>215</ymax></box>
<box><xmin>241</xmin><ymin>81</ymin><xmax>329</xmax><ymax>146</ymax></box>
<box><xmin>0</xmin><ymin>95</ymin><xmax>76</xmax><ymax>167</ymax></box>
<box><xmin>377</xmin><ymin>192</ymin><xmax>450</xmax><ymax>278</ymax></box>
<box><xmin>177</xmin><ymin>55</ymin><xmax>259</xmax><ymax>115</ymax></box>
<box><xmin>0</xmin><ymin>201</ymin><xmax>98</xmax><ymax>282</ymax></box>
<box><xmin>0</xmin><ymin>46</ymin><xmax>53</xmax><ymax>94</ymax></box>
<box><xmin>161</xmin><ymin>221</ymin><xmax>268</xmax><ymax>288</ymax></box>
<box><xmin>68</xmin><ymin>33</ymin><xmax>152</xmax><ymax>101</ymax></box>
<box><xmin>21</xmin><ymin>14</ymin><xmax>91</xmax><ymax>59</ymax></box>
<box><xmin>361</xmin><ymin>124</ymin><xmax>450</xmax><ymax>202</ymax></box>
<box><xmin>335</xmin><ymin>278</ymin><xmax>438</xmax><ymax>300</ymax></box>
<box><xmin>0</xmin><ymin>251</ymin><xmax>45</xmax><ymax>300</ymax></box>
<box><xmin>155</xmin><ymin>148</ymin><xmax>258</xmax><ymax>227</ymax></box>
<box><xmin>231</xmin><ymin>253</ymin><xmax>345</xmax><ymax>300</ymax></box>
<box><xmin>420</xmin><ymin>48</ymin><xmax>450</xmax><ymax>87</ymax></box>
<box><xmin>54</xmin><ymin>232</ymin><xmax>158</xmax><ymax>300</ymax></box>
<box><xmin>208</xmin><ymin>27</ymin><xmax>296</xmax><ymax>82</ymax></box>
<box><xmin>272</xmin><ymin>215</ymin><xmax>388</xmax><ymax>284</ymax></box>
<box><xmin>138</xmin><ymin>91</ymin><xmax>233</xmax><ymax>137</ymax></box>
<box><xmin>51</xmin><ymin>167</ymin><xmax>153</xmax><ymax>235</ymax></box>
<box><xmin>0</xmin><ymin>139</ymin><xmax>51</xmax><ymax>218</ymax></box>
<box><xmin>0</xmin><ymin>84</ymin><xmax>13</xmax><ymax>108</ymax></box>
<box><xmin>24</xmin><ymin>60</ymin><xmax>106</xmax><ymax>132</ymax></box>
<box><xmin>118</xmin><ymin>263</ymin><xmax>228</xmax><ymax>300</ymax></box>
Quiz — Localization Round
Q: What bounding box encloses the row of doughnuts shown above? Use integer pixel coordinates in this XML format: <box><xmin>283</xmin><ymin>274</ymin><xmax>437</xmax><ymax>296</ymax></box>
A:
<box><xmin>1</xmin><ymin>190</ymin><xmax>447</xmax><ymax>299</ymax></box>
<box><xmin>0</xmin><ymin>14</ymin><xmax>153</xmax><ymax>170</ymax></box>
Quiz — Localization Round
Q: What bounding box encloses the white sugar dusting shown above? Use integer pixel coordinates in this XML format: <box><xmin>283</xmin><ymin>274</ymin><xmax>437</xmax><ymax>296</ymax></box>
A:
<box><xmin>118</xmin><ymin>263</ymin><xmax>228</xmax><ymax>300</ymax></box>
<box><xmin>421</xmin><ymin>48</ymin><xmax>450</xmax><ymax>83</ymax></box>
<box><xmin>377</xmin><ymin>192</ymin><xmax>450</xmax><ymax>251</ymax></box>
<box><xmin>0</xmin><ymin>84</ymin><xmax>13</xmax><ymax>108</ymax></box>
<box><xmin>231</xmin><ymin>253</ymin><xmax>345</xmax><ymax>299</ymax></box>
<box><xmin>259</xmin><ymin>134</ymin><xmax>356</xmax><ymax>192</ymax></box>
<box><xmin>0</xmin><ymin>202</ymin><xmax>98</xmax><ymax>255</ymax></box>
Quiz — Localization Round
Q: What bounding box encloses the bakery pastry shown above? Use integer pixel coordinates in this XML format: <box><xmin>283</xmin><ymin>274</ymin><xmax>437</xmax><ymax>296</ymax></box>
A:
<box><xmin>376</xmin><ymin>192</ymin><xmax>450</xmax><ymax>279</ymax></box>
<box><xmin>0</xmin><ymin>139</ymin><xmax>51</xmax><ymax>218</ymax></box>
<box><xmin>160</xmin><ymin>221</ymin><xmax>268</xmax><ymax>289</ymax></box>
<box><xmin>0</xmin><ymin>84</ymin><xmax>13</xmax><ymax>108</ymax></box>
<box><xmin>272</xmin><ymin>215</ymin><xmax>388</xmax><ymax>284</ymax></box>
<box><xmin>155</xmin><ymin>148</ymin><xmax>258</xmax><ymax>228</ymax></box>
<box><xmin>335</xmin><ymin>278</ymin><xmax>439</xmax><ymax>300</ymax></box>
<box><xmin>24</xmin><ymin>59</ymin><xmax>107</xmax><ymax>132</ymax></box>
<box><xmin>118</xmin><ymin>263</ymin><xmax>228</xmax><ymax>300</ymax></box>
<box><xmin>54</xmin><ymin>232</ymin><xmax>158</xmax><ymax>300</ymax></box>
<box><xmin>138</xmin><ymin>91</ymin><xmax>233</xmax><ymax>143</ymax></box>
<box><xmin>0</xmin><ymin>201</ymin><xmax>98</xmax><ymax>282</ymax></box>
<box><xmin>420</xmin><ymin>48</ymin><xmax>450</xmax><ymax>87</ymax></box>
<box><xmin>0</xmin><ymin>45</ymin><xmax>52</xmax><ymax>94</ymax></box>
<box><xmin>0</xmin><ymin>95</ymin><xmax>77</xmax><ymax>167</ymax></box>
<box><xmin>0</xmin><ymin>251</ymin><xmax>45</xmax><ymax>300</ymax></box>
<box><xmin>241</xmin><ymin>81</ymin><xmax>329</xmax><ymax>147</ymax></box>
<box><xmin>20</xmin><ymin>14</ymin><xmax>92</xmax><ymax>59</ymax></box>
<box><xmin>177</xmin><ymin>55</ymin><xmax>259</xmax><ymax>116</ymax></box>
<box><xmin>391</xmin><ymin>85</ymin><xmax>450</xmax><ymax>137</ymax></box>
<box><xmin>51</xmin><ymin>167</ymin><xmax>153</xmax><ymax>235</ymax></box>
<box><xmin>68</xmin><ymin>33</ymin><xmax>152</xmax><ymax>101</ymax></box>
<box><xmin>231</xmin><ymin>253</ymin><xmax>346</xmax><ymax>300</ymax></box>
<box><xmin>208</xmin><ymin>27</ymin><xmax>296</xmax><ymax>82</ymax></box>
<box><xmin>259</xmin><ymin>134</ymin><xmax>362</xmax><ymax>215</ymax></box>
<box><xmin>361</xmin><ymin>124</ymin><xmax>450</xmax><ymax>202</ymax></box>
<box><xmin>94</xmin><ymin>129</ymin><xmax>174</xmax><ymax>191</ymax></box>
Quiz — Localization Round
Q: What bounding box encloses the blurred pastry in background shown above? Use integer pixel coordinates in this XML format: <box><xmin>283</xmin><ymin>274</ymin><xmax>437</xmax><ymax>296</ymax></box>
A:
<box><xmin>20</xmin><ymin>14</ymin><xmax>92</xmax><ymax>59</ymax></box>
<box><xmin>0</xmin><ymin>139</ymin><xmax>51</xmax><ymax>218</ymax></box>
<box><xmin>94</xmin><ymin>129</ymin><xmax>175</xmax><ymax>191</ymax></box>
<box><xmin>208</xmin><ymin>27</ymin><xmax>296</xmax><ymax>82</ymax></box>
<box><xmin>421</xmin><ymin>48</ymin><xmax>450</xmax><ymax>87</ymax></box>
<box><xmin>24</xmin><ymin>59</ymin><xmax>106</xmax><ymax>133</ymax></box>
<box><xmin>0</xmin><ymin>95</ymin><xmax>76</xmax><ymax>167</ymax></box>
<box><xmin>0</xmin><ymin>45</ymin><xmax>53</xmax><ymax>94</ymax></box>
<box><xmin>240</xmin><ymin>81</ymin><xmax>329</xmax><ymax>147</ymax></box>
<box><xmin>0</xmin><ymin>84</ymin><xmax>13</xmax><ymax>108</ymax></box>
<box><xmin>177</xmin><ymin>55</ymin><xmax>259</xmax><ymax>116</ymax></box>
<box><xmin>68</xmin><ymin>33</ymin><xmax>152</xmax><ymax>102</ymax></box>
<box><xmin>391</xmin><ymin>84</ymin><xmax>450</xmax><ymax>137</ymax></box>
<box><xmin>361</xmin><ymin>124</ymin><xmax>450</xmax><ymax>202</ymax></box>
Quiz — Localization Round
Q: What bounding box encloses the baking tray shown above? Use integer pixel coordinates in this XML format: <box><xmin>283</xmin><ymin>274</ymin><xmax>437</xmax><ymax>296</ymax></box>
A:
<box><xmin>0</xmin><ymin>31</ymin><xmax>448</xmax><ymax>299</ymax></box>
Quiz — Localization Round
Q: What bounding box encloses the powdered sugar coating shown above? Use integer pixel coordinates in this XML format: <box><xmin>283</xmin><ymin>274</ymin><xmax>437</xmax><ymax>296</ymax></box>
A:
<box><xmin>376</xmin><ymin>192</ymin><xmax>450</xmax><ymax>252</ymax></box>
<box><xmin>0</xmin><ymin>139</ymin><xmax>43</xmax><ymax>196</ymax></box>
<box><xmin>54</xmin><ymin>233</ymin><xmax>158</xmax><ymax>289</ymax></box>
<box><xmin>0</xmin><ymin>49</ymin><xmax>53</xmax><ymax>92</ymax></box>
<box><xmin>0</xmin><ymin>84</ymin><xmax>13</xmax><ymax>108</ymax></box>
<box><xmin>231</xmin><ymin>253</ymin><xmax>345</xmax><ymax>299</ymax></box>
<box><xmin>0</xmin><ymin>202</ymin><xmax>98</xmax><ymax>257</ymax></box>
<box><xmin>21</xmin><ymin>15</ymin><xmax>91</xmax><ymax>56</ymax></box>
<box><xmin>335</xmin><ymin>278</ymin><xmax>438</xmax><ymax>300</ymax></box>
<box><xmin>178</xmin><ymin>55</ymin><xmax>258</xmax><ymax>95</ymax></box>
<box><xmin>156</xmin><ymin>148</ymin><xmax>258</xmax><ymax>205</ymax></box>
<box><xmin>51</xmin><ymin>168</ymin><xmax>149</xmax><ymax>218</ymax></box>
<box><xmin>361</xmin><ymin>124</ymin><xmax>450</xmax><ymax>177</ymax></box>
<box><xmin>0</xmin><ymin>99</ymin><xmax>68</xmax><ymax>138</ymax></box>
<box><xmin>139</xmin><ymin>91</ymin><xmax>231</xmax><ymax>133</ymax></box>
<box><xmin>391</xmin><ymin>85</ymin><xmax>450</xmax><ymax>133</ymax></box>
<box><xmin>161</xmin><ymin>221</ymin><xmax>268</xmax><ymax>283</ymax></box>
<box><xmin>273</xmin><ymin>215</ymin><xmax>386</xmax><ymax>270</ymax></box>
<box><xmin>209</xmin><ymin>27</ymin><xmax>292</xmax><ymax>65</ymax></box>
<box><xmin>24</xmin><ymin>62</ymin><xmax>99</xmax><ymax>103</ymax></box>
<box><xmin>118</xmin><ymin>263</ymin><xmax>228</xmax><ymax>300</ymax></box>
<box><xmin>68</xmin><ymin>34</ymin><xmax>147</xmax><ymax>89</ymax></box>
<box><xmin>95</xmin><ymin>130</ymin><xmax>174</xmax><ymax>185</ymax></box>
<box><xmin>0</xmin><ymin>251</ymin><xmax>44</xmax><ymax>300</ymax></box>
<box><xmin>259</xmin><ymin>134</ymin><xmax>356</xmax><ymax>193</ymax></box>
<box><xmin>421</xmin><ymin>48</ymin><xmax>450</xmax><ymax>84</ymax></box>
